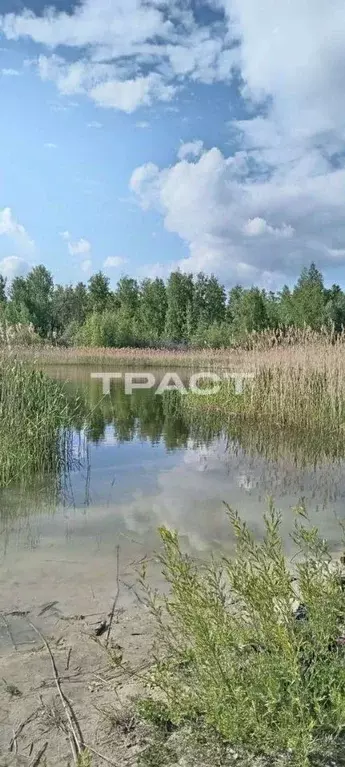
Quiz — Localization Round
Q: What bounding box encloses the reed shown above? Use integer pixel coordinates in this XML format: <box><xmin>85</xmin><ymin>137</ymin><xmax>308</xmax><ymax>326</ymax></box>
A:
<box><xmin>185</xmin><ymin>358</ymin><xmax>345</xmax><ymax>436</ymax></box>
<box><xmin>0</xmin><ymin>358</ymin><xmax>77</xmax><ymax>487</ymax></box>
<box><xmin>7</xmin><ymin>329</ymin><xmax>345</xmax><ymax>370</ymax></box>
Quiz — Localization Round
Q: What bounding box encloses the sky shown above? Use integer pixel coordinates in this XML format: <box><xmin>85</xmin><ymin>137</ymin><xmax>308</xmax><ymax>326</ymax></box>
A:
<box><xmin>0</xmin><ymin>0</ymin><xmax>345</xmax><ymax>290</ymax></box>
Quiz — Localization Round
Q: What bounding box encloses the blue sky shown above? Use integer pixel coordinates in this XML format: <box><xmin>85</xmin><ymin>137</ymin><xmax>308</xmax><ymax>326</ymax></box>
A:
<box><xmin>0</xmin><ymin>0</ymin><xmax>345</xmax><ymax>290</ymax></box>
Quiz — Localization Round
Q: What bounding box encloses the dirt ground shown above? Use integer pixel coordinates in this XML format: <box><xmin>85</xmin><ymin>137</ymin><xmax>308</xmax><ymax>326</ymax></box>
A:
<box><xmin>0</xmin><ymin>549</ymin><xmax>160</xmax><ymax>767</ymax></box>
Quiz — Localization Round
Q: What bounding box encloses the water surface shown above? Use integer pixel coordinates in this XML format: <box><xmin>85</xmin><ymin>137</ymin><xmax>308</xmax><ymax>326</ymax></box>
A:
<box><xmin>1</xmin><ymin>365</ymin><xmax>345</xmax><ymax>621</ymax></box>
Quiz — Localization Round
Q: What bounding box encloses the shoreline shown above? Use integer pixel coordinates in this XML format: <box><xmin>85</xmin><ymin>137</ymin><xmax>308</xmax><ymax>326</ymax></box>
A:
<box><xmin>3</xmin><ymin>337</ymin><xmax>344</xmax><ymax>370</ymax></box>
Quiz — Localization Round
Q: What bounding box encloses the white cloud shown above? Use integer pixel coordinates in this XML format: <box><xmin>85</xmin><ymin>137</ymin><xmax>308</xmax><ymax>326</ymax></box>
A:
<box><xmin>222</xmin><ymin>0</ymin><xmax>345</xmax><ymax>139</ymax></box>
<box><xmin>244</xmin><ymin>218</ymin><xmax>294</xmax><ymax>239</ymax></box>
<box><xmin>125</xmin><ymin>0</ymin><xmax>345</xmax><ymax>284</ymax></box>
<box><xmin>0</xmin><ymin>1</ymin><xmax>236</xmax><ymax>111</ymax></box>
<box><xmin>130</xmin><ymin>145</ymin><xmax>345</xmax><ymax>285</ymax></box>
<box><xmin>87</xmin><ymin>121</ymin><xmax>102</xmax><ymax>128</ymax></box>
<box><xmin>136</xmin><ymin>121</ymin><xmax>149</xmax><ymax>129</ymax></box>
<box><xmin>81</xmin><ymin>259</ymin><xmax>92</xmax><ymax>273</ymax></box>
<box><xmin>60</xmin><ymin>231</ymin><xmax>91</xmax><ymax>256</ymax></box>
<box><xmin>0</xmin><ymin>256</ymin><xmax>30</xmax><ymax>280</ymax></box>
<box><xmin>89</xmin><ymin>73</ymin><xmax>175</xmax><ymax>113</ymax></box>
<box><xmin>44</xmin><ymin>142</ymin><xmax>58</xmax><ymax>149</ymax></box>
<box><xmin>0</xmin><ymin>207</ymin><xmax>35</xmax><ymax>254</ymax></box>
<box><xmin>2</xmin><ymin>1</ymin><xmax>345</xmax><ymax>282</ymax></box>
<box><xmin>177</xmin><ymin>140</ymin><xmax>204</xmax><ymax>161</ymax></box>
<box><xmin>37</xmin><ymin>54</ymin><xmax>177</xmax><ymax>111</ymax></box>
<box><xmin>68</xmin><ymin>238</ymin><xmax>91</xmax><ymax>256</ymax></box>
<box><xmin>1</xmin><ymin>67</ymin><xmax>20</xmax><ymax>76</ymax></box>
<box><xmin>103</xmin><ymin>256</ymin><xmax>127</xmax><ymax>268</ymax></box>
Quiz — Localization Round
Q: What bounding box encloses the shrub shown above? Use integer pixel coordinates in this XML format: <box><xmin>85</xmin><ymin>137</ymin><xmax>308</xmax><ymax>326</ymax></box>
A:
<box><xmin>139</xmin><ymin>505</ymin><xmax>345</xmax><ymax>765</ymax></box>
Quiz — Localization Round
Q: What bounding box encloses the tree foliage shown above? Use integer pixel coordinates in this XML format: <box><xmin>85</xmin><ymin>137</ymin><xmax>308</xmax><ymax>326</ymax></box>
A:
<box><xmin>1</xmin><ymin>261</ymin><xmax>344</xmax><ymax>348</ymax></box>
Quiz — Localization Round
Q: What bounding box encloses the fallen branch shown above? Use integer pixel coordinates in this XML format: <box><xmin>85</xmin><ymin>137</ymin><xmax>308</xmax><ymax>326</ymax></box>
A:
<box><xmin>12</xmin><ymin>728</ymin><xmax>17</xmax><ymax>755</ymax></box>
<box><xmin>66</xmin><ymin>647</ymin><xmax>72</xmax><ymax>671</ymax></box>
<box><xmin>84</xmin><ymin>743</ymin><xmax>118</xmax><ymax>765</ymax></box>
<box><xmin>106</xmin><ymin>545</ymin><xmax>120</xmax><ymax>649</ymax></box>
<box><xmin>9</xmin><ymin>709</ymin><xmax>39</xmax><ymax>752</ymax></box>
<box><xmin>29</xmin><ymin>741</ymin><xmax>48</xmax><ymax>767</ymax></box>
<box><xmin>29</xmin><ymin>621</ymin><xmax>83</xmax><ymax>763</ymax></box>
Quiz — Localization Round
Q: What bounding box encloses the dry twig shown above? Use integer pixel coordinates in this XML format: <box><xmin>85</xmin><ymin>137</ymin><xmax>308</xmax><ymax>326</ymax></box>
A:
<box><xmin>29</xmin><ymin>621</ymin><xmax>83</xmax><ymax>762</ymax></box>
<box><xmin>106</xmin><ymin>545</ymin><xmax>121</xmax><ymax>648</ymax></box>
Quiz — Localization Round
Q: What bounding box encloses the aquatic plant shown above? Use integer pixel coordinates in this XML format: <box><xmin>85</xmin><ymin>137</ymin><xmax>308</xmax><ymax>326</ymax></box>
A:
<box><xmin>0</xmin><ymin>358</ymin><xmax>78</xmax><ymax>487</ymax></box>
<box><xmin>185</xmin><ymin>357</ymin><xmax>345</xmax><ymax>436</ymax></box>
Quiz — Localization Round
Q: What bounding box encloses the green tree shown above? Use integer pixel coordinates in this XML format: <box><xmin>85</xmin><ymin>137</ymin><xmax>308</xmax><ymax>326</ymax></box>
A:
<box><xmin>227</xmin><ymin>286</ymin><xmax>267</xmax><ymax>336</ymax></box>
<box><xmin>88</xmin><ymin>272</ymin><xmax>111</xmax><ymax>313</ymax></box>
<box><xmin>227</xmin><ymin>285</ymin><xmax>244</xmax><ymax>327</ymax></box>
<box><xmin>263</xmin><ymin>290</ymin><xmax>280</xmax><ymax>329</ymax></box>
<box><xmin>165</xmin><ymin>271</ymin><xmax>194</xmax><ymax>343</ymax></box>
<box><xmin>191</xmin><ymin>273</ymin><xmax>226</xmax><ymax>335</ymax></box>
<box><xmin>292</xmin><ymin>262</ymin><xmax>325</xmax><ymax>330</ymax></box>
<box><xmin>140</xmin><ymin>278</ymin><xmax>167</xmax><ymax>341</ymax></box>
<box><xmin>8</xmin><ymin>266</ymin><xmax>53</xmax><ymax>336</ymax></box>
<box><xmin>0</xmin><ymin>274</ymin><xmax>7</xmax><ymax>305</ymax></box>
<box><xmin>52</xmin><ymin>285</ymin><xmax>76</xmax><ymax>337</ymax></box>
<box><xmin>73</xmin><ymin>282</ymin><xmax>89</xmax><ymax>324</ymax></box>
<box><xmin>278</xmin><ymin>285</ymin><xmax>295</xmax><ymax>327</ymax></box>
<box><xmin>26</xmin><ymin>265</ymin><xmax>54</xmax><ymax>337</ymax></box>
<box><xmin>204</xmin><ymin>274</ymin><xmax>226</xmax><ymax>325</ymax></box>
<box><xmin>116</xmin><ymin>276</ymin><xmax>139</xmax><ymax>316</ymax></box>
<box><xmin>325</xmin><ymin>292</ymin><xmax>345</xmax><ymax>333</ymax></box>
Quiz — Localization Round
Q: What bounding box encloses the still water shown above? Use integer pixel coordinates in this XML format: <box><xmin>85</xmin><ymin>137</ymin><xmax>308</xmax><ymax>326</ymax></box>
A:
<box><xmin>1</xmin><ymin>365</ymin><xmax>345</xmax><ymax>614</ymax></box>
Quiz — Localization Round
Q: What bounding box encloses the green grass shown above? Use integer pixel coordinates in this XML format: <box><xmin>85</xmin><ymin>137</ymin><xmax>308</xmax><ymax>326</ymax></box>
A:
<box><xmin>137</xmin><ymin>505</ymin><xmax>345</xmax><ymax>766</ymax></box>
<box><xmin>0</xmin><ymin>358</ymin><xmax>79</xmax><ymax>487</ymax></box>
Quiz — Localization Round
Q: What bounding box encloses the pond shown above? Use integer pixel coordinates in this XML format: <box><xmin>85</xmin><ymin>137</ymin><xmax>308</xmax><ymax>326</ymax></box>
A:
<box><xmin>1</xmin><ymin>364</ymin><xmax>345</xmax><ymax>628</ymax></box>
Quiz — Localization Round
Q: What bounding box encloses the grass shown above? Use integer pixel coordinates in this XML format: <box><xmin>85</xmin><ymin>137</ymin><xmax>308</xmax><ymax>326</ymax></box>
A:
<box><xmin>185</xmin><ymin>356</ymin><xmax>345</xmax><ymax>437</ymax></box>
<box><xmin>136</xmin><ymin>505</ymin><xmax>345</xmax><ymax>767</ymax></box>
<box><xmin>8</xmin><ymin>344</ymin><xmax>235</xmax><ymax>368</ymax></box>
<box><xmin>0</xmin><ymin>357</ymin><xmax>79</xmax><ymax>487</ymax></box>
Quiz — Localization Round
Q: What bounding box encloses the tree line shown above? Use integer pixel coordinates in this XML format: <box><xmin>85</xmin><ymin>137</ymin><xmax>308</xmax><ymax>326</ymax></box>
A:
<box><xmin>0</xmin><ymin>262</ymin><xmax>344</xmax><ymax>347</ymax></box>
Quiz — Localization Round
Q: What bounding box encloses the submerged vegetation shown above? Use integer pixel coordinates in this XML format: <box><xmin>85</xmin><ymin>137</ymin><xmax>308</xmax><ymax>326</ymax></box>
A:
<box><xmin>0</xmin><ymin>358</ymin><xmax>78</xmax><ymax>487</ymax></box>
<box><xmin>137</xmin><ymin>506</ymin><xmax>345</xmax><ymax>766</ymax></box>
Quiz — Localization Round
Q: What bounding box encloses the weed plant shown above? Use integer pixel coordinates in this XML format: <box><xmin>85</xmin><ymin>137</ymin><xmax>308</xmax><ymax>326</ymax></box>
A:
<box><xmin>138</xmin><ymin>505</ymin><xmax>345</xmax><ymax>766</ymax></box>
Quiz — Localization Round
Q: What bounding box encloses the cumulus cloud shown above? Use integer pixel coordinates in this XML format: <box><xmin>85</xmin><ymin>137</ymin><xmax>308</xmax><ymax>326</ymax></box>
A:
<box><xmin>89</xmin><ymin>73</ymin><xmax>175</xmax><ymax>113</ymax></box>
<box><xmin>2</xmin><ymin>1</ymin><xmax>345</xmax><ymax>282</ymax></box>
<box><xmin>103</xmin><ymin>256</ymin><xmax>127</xmax><ymax>268</ymax></box>
<box><xmin>243</xmin><ymin>218</ymin><xmax>294</xmax><ymax>239</ymax></box>
<box><xmin>126</xmin><ymin>0</ymin><xmax>345</xmax><ymax>284</ymax></box>
<box><xmin>177</xmin><ymin>140</ymin><xmax>204</xmax><ymax>161</ymax></box>
<box><xmin>0</xmin><ymin>1</ymin><xmax>236</xmax><ymax>111</ymax></box>
<box><xmin>0</xmin><ymin>207</ymin><xmax>35</xmax><ymax>254</ymax></box>
<box><xmin>130</xmin><ymin>144</ymin><xmax>345</xmax><ymax>285</ymax></box>
<box><xmin>223</xmin><ymin>0</ymin><xmax>345</xmax><ymax>140</ymax></box>
<box><xmin>37</xmin><ymin>54</ymin><xmax>176</xmax><ymax>111</ymax></box>
<box><xmin>0</xmin><ymin>256</ymin><xmax>30</xmax><ymax>280</ymax></box>
<box><xmin>60</xmin><ymin>231</ymin><xmax>91</xmax><ymax>256</ymax></box>
<box><xmin>69</xmin><ymin>238</ymin><xmax>91</xmax><ymax>256</ymax></box>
